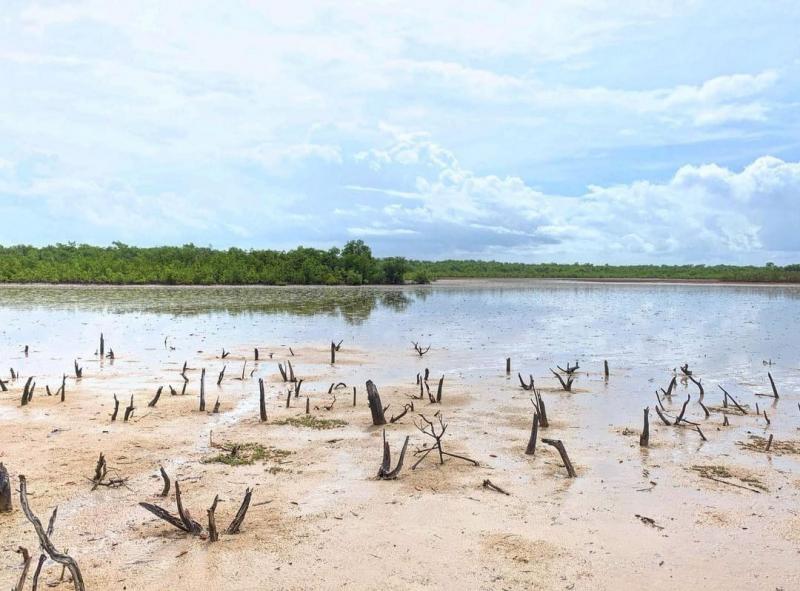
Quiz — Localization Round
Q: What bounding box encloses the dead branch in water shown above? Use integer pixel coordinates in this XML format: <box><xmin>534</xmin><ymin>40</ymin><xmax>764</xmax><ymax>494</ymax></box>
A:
<box><xmin>556</xmin><ymin>361</ymin><xmax>579</xmax><ymax>375</ymax></box>
<box><xmin>541</xmin><ymin>438</ymin><xmax>577</xmax><ymax>478</ymax></box>
<box><xmin>73</xmin><ymin>360</ymin><xmax>82</xmax><ymax>379</ymax></box>
<box><xmin>755</xmin><ymin>372</ymin><xmax>780</xmax><ymax>399</ymax></box>
<box><xmin>506</xmin><ymin>357</ymin><xmax>511</xmax><ymax>374</ymax></box>
<box><xmin>412</xmin><ymin>342</ymin><xmax>431</xmax><ymax>357</ymax></box>
<box><xmin>111</xmin><ymin>394</ymin><xmax>119</xmax><ymax>421</ymax></box>
<box><xmin>390</xmin><ymin>402</ymin><xmax>414</xmax><ymax>423</ymax></box>
<box><xmin>679</xmin><ymin>364</ymin><xmax>692</xmax><ymax>377</ymax></box>
<box><xmin>377</xmin><ymin>430</ymin><xmax>410</xmax><ymax>480</ymax></box>
<box><xmin>518</xmin><ymin>373</ymin><xmax>534</xmax><ymax>391</ymax></box>
<box><xmin>19</xmin><ymin>475</ymin><xmax>85</xmax><ymax>591</ymax></box>
<box><xmin>717</xmin><ymin>385</ymin><xmax>747</xmax><ymax>414</ymax></box>
<box><xmin>687</xmin><ymin>374</ymin><xmax>704</xmax><ymax>398</ymax></box>
<box><xmin>550</xmin><ymin>369</ymin><xmax>574</xmax><ymax>392</ymax></box>
<box><xmin>660</xmin><ymin>376</ymin><xmax>676</xmax><ymax>398</ymax></box>
<box><xmin>217</xmin><ymin>365</ymin><xmax>226</xmax><ymax>386</ymax></box>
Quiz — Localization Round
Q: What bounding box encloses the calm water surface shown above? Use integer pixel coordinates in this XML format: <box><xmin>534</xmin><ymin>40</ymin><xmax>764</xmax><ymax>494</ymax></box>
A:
<box><xmin>1</xmin><ymin>280</ymin><xmax>799</xmax><ymax>394</ymax></box>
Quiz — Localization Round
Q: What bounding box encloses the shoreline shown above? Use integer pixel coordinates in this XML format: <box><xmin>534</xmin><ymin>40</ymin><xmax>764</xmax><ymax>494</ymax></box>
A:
<box><xmin>1</xmin><ymin>277</ymin><xmax>800</xmax><ymax>289</ymax></box>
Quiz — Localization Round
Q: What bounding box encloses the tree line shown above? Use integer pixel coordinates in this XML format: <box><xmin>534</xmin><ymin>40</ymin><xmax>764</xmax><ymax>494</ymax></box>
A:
<box><xmin>0</xmin><ymin>241</ymin><xmax>798</xmax><ymax>284</ymax></box>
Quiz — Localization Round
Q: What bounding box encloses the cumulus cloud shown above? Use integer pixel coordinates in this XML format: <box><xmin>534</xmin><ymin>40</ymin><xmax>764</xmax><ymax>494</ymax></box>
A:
<box><xmin>349</xmin><ymin>132</ymin><xmax>800</xmax><ymax>263</ymax></box>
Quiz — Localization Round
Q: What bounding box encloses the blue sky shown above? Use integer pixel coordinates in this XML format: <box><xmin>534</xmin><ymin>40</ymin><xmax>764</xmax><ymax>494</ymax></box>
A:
<box><xmin>1</xmin><ymin>1</ymin><xmax>799</xmax><ymax>263</ymax></box>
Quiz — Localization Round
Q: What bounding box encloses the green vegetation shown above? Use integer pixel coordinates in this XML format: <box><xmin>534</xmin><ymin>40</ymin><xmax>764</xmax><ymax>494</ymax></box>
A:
<box><xmin>0</xmin><ymin>241</ymin><xmax>798</xmax><ymax>284</ymax></box>
<box><xmin>408</xmin><ymin>259</ymin><xmax>800</xmax><ymax>283</ymax></box>
<box><xmin>275</xmin><ymin>415</ymin><xmax>348</xmax><ymax>430</ymax></box>
<box><xmin>0</xmin><ymin>240</ymin><xmax>407</xmax><ymax>285</ymax></box>
<box><xmin>202</xmin><ymin>442</ymin><xmax>292</xmax><ymax>466</ymax></box>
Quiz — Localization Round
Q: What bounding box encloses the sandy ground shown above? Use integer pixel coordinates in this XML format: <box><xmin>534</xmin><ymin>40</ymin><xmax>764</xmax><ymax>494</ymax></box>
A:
<box><xmin>1</xmin><ymin>342</ymin><xmax>799</xmax><ymax>590</ymax></box>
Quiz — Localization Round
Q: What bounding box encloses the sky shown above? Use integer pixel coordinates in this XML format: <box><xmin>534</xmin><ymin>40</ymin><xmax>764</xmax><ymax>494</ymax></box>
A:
<box><xmin>1</xmin><ymin>1</ymin><xmax>799</xmax><ymax>264</ymax></box>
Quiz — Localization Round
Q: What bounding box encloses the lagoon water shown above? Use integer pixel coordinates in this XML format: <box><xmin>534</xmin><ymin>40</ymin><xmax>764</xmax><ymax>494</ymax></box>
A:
<box><xmin>1</xmin><ymin>279</ymin><xmax>799</xmax><ymax>392</ymax></box>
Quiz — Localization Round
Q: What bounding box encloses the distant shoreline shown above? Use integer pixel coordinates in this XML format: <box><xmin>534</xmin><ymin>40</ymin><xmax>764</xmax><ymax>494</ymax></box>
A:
<box><xmin>2</xmin><ymin>277</ymin><xmax>799</xmax><ymax>288</ymax></box>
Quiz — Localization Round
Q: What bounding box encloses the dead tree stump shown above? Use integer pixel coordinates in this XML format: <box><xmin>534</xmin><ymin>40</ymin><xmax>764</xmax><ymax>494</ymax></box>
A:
<box><xmin>366</xmin><ymin>380</ymin><xmax>387</xmax><ymax>426</ymax></box>
<box><xmin>639</xmin><ymin>407</ymin><xmax>650</xmax><ymax>447</ymax></box>
<box><xmin>525</xmin><ymin>413</ymin><xmax>539</xmax><ymax>455</ymax></box>
<box><xmin>0</xmin><ymin>463</ymin><xmax>12</xmax><ymax>512</ymax></box>
<box><xmin>258</xmin><ymin>378</ymin><xmax>267</xmax><ymax>422</ymax></box>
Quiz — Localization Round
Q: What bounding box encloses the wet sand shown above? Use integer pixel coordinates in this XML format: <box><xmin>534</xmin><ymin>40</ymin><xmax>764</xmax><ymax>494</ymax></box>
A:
<box><xmin>2</xmin><ymin>282</ymin><xmax>800</xmax><ymax>589</ymax></box>
<box><xmin>1</xmin><ymin>339</ymin><xmax>799</xmax><ymax>590</ymax></box>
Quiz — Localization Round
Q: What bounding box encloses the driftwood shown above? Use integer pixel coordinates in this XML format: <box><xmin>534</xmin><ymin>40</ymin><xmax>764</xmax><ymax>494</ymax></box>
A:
<box><xmin>412</xmin><ymin>413</ymin><xmax>478</xmax><ymax>469</ymax></box>
<box><xmin>366</xmin><ymin>380</ymin><xmax>387</xmax><ymax>426</ymax></box>
<box><xmin>639</xmin><ymin>407</ymin><xmax>649</xmax><ymax>447</ymax></box>
<box><xmin>377</xmin><ymin>430</ymin><xmax>410</xmax><ymax>480</ymax></box>
<box><xmin>111</xmin><ymin>394</ymin><xmax>120</xmax><ymax>421</ymax></box>
<box><xmin>518</xmin><ymin>373</ymin><xmax>534</xmax><ymax>391</ymax></box>
<box><xmin>482</xmin><ymin>479</ymin><xmax>510</xmax><ymax>495</ymax></box>
<box><xmin>73</xmin><ymin>360</ymin><xmax>82</xmax><ymax>379</ymax></box>
<box><xmin>278</xmin><ymin>363</ymin><xmax>287</xmax><ymax>382</ymax></box>
<box><xmin>390</xmin><ymin>402</ymin><xmax>414</xmax><ymax>423</ymax></box>
<box><xmin>58</xmin><ymin>374</ymin><xmax>66</xmax><ymax>402</ymax></box>
<box><xmin>217</xmin><ymin>365</ymin><xmax>226</xmax><ymax>386</ymax></box>
<box><xmin>679</xmin><ymin>364</ymin><xmax>692</xmax><ymax>376</ymax></box>
<box><xmin>541</xmin><ymin>438</ymin><xmax>577</xmax><ymax>478</ymax></box>
<box><xmin>551</xmin><ymin>369</ymin><xmax>573</xmax><ymax>392</ymax></box>
<box><xmin>660</xmin><ymin>376</ymin><xmax>676</xmax><ymax>398</ymax></box>
<box><xmin>99</xmin><ymin>333</ymin><xmax>104</xmax><ymax>358</ymax></box>
<box><xmin>19</xmin><ymin>475</ymin><xmax>85</xmax><ymax>591</ymax></box>
<box><xmin>330</xmin><ymin>341</ymin><xmax>336</xmax><ymax>364</ymax></box>
<box><xmin>0</xmin><ymin>462</ymin><xmax>11</xmax><ymax>512</ymax></box>
<box><xmin>506</xmin><ymin>357</ymin><xmax>511</xmax><ymax>374</ymax></box>
<box><xmin>604</xmin><ymin>360</ymin><xmax>609</xmax><ymax>379</ymax></box>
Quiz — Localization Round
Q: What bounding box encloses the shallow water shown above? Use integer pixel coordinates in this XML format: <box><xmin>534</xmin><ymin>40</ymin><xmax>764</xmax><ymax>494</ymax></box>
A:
<box><xmin>1</xmin><ymin>280</ymin><xmax>799</xmax><ymax>390</ymax></box>
<box><xmin>3</xmin><ymin>280</ymin><xmax>800</xmax><ymax>590</ymax></box>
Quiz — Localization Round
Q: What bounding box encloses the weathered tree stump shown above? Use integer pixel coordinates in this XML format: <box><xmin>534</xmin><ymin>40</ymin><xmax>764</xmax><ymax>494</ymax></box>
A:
<box><xmin>258</xmin><ymin>378</ymin><xmax>267</xmax><ymax>422</ymax></box>
<box><xmin>639</xmin><ymin>407</ymin><xmax>650</xmax><ymax>447</ymax></box>
<box><xmin>366</xmin><ymin>380</ymin><xmax>387</xmax><ymax>426</ymax></box>
<box><xmin>199</xmin><ymin>368</ymin><xmax>206</xmax><ymax>412</ymax></box>
<box><xmin>0</xmin><ymin>463</ymin><xmax>12</xmax><ymax>512</ymax></box>
<box><xmin>377</xmin><ymin>430</ymin><xmax>410</xmax><ymax>480</ymax></box>
<box><xmin>525</xmin><ymin>413</ymin><xmax>539</xmax><ymax>455</ymax></box>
